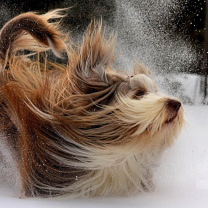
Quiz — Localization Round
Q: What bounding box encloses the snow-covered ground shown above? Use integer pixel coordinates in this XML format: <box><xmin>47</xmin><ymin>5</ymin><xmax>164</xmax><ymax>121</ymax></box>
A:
<box><xmin>0</xmin><ymin>105</ymin><xmax>208</xmax><ymax>207</ymax></box>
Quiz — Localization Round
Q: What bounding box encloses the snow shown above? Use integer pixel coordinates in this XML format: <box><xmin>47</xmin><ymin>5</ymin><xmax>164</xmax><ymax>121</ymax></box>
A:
<box><xmin>157</xmin><ymin>74</ymin><xmax>205</xmax><ymax>105</ymax></box>
<box><xmin>0</xmin><ymin>105</ymin><xmax>208</xmax><ymax>207</ymax></box>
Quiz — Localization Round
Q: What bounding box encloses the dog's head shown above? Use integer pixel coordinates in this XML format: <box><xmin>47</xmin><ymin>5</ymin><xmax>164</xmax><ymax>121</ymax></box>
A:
<box><xmin>52</xmin><ymin>23</ymin><xmax>185</xmax><ymax>153</ymax></box>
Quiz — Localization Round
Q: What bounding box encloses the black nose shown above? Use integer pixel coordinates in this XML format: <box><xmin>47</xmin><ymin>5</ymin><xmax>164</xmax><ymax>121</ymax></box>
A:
<box><xmin>167</xmin><ymin>100</ymin><xmax>181</xmax><ymax>112</ymax></box>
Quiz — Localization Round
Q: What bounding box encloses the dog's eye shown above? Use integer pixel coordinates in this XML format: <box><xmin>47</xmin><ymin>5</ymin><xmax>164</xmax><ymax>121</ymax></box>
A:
<box><xmin>134</xmin><ymin>90</ymin><xmax>146</xmax><ymax>98</ymax></box>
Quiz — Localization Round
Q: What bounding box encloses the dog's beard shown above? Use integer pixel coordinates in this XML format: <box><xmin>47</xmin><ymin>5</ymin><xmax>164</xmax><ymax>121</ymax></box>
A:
<box><xmin>97</xmin><ymin>93</ymin><xmax>184</xmax><ymax>151</ymax></box>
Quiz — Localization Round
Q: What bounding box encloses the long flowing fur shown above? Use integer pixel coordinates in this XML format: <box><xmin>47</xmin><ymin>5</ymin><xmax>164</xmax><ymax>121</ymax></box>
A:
<box><xmin>0</xmin><ymin>9</ymin><xmax>184</xmax><ymax>198</ymax></box>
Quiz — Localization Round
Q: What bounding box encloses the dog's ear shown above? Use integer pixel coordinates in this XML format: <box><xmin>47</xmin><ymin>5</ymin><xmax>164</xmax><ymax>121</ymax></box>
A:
<box><xmin>132</xmin><ymin>63</ymin><xmax>158</xmax><ymax>91</ymax></box>
<box><xmin>72</xmin><ymin>23</ymin><xmax>129</xmax><ymax>90</ymax></box>
<box><xmin>0</xmin><ymin>9</ymin><xmax>67</xmax><ymax>62</ymax></box>
<box><xmin>133</xmin><ymin>63</ymin><xmax>152</xmax><ymax>78</ymax></box>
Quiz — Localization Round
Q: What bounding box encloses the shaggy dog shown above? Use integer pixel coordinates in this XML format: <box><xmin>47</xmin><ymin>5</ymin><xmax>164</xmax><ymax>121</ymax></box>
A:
<box><xmin>0</xmin><ymin>9</ymin><xmax>184</xmax><ymax>198</ymax></box>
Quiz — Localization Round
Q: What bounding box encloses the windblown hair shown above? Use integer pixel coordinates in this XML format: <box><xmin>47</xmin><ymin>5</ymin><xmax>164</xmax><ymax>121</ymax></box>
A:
<box><xmin>0</xmin><ymin>9</ymin><xmax>184</xmax><ymax>198</ymax></box>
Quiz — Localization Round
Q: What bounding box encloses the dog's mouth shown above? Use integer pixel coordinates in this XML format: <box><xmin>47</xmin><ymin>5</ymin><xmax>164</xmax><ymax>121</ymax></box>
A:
<box><xmin>165</xmin><ymin>114</ymin><xmax>178</xmax><ymax>124</ymax></box>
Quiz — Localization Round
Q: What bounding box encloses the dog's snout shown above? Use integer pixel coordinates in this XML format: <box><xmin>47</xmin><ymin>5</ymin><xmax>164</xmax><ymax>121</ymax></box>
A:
<box><xmin>167</xmin><ymin>100</ymin><xmax>181</xmax><ymax>112</ymax></box>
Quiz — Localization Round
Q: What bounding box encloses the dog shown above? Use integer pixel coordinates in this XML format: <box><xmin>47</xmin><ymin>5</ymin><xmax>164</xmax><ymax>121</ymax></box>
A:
<box><xmin>0</xmin><ymin>9</ymin><xmax>184</xmax><ymax>198</ymax></box>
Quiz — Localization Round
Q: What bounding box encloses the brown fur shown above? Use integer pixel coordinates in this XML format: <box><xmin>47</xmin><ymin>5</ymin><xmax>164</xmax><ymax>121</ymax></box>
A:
<box><xmin>0</xmin><ymin>10</ymin><xmax>184</xmax><ymax>198</ymax></box>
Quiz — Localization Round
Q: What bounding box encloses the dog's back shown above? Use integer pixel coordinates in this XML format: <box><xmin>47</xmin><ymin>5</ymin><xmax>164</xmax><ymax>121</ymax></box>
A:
<box><xmin>0</xmin><ymin>9</ymin><xmax>69</xmax><ymax>196</ymax></box>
